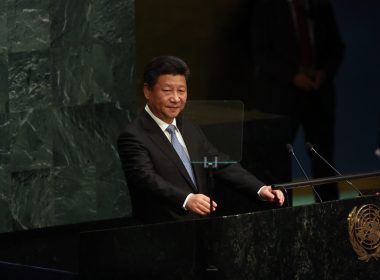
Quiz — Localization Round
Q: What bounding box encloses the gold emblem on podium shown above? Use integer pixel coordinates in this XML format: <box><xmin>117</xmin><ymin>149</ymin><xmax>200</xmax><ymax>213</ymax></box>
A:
<box><xmin>348</xmin><ymin>204</ymin><xmax>380</xmax><ymax>261</ymax></box>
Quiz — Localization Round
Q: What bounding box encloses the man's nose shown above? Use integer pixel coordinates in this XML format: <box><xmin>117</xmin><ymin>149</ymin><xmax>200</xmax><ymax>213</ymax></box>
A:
<box><xmin>171</xmin><ymin>92</ymin><xmax>181</xmax><ymax>102</ymax></box>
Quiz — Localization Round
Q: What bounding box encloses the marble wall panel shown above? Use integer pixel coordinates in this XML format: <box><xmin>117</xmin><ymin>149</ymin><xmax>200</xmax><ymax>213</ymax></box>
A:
<box><xmin>91</xmin><ymin>103</ymin><xmax>132</xmax><ymax>219</ymax></box>
<box><xmin>0</xmin><ymin>1</ymin><xmax>8</xmax><ymax>113</ymax></box>
<box><xmin>50</xmin><ymin>0</ymin><xmax>90</xmax><ymax>49</ymax></box>
<box><xmin>51</xmin><ymin>46</ymin><xmax>101</xmax><ymax>107</ymax></box>
<box><xmin>0</xmin><ymin>113</ymin><xmax>11</xmax><ymax>166</ymax></box>
<box><xmin>1</xmin><ymin>108</ymin><xmax>54</xmax><ymax>171</ymax></box>
<box><xmin>0</xmin><ymin>170</ymin><xmax>12</xmax><ymax>232</ymax></box>
<box><xmin>0</xmin><ymin>52</ymin><xmax>9</xmax><ymax>113</ymax></box>
<box><xmin>10</xmin><ymin>168</ymin><xmax>54</xmax><ymax>231</ymax></box>
<box><xmin>51</xmin><ymin>103</ymin><xmax>130</xmax><ymax>168</ymax></box>
<box><xmin>51</xmin><ymin>0</ymin><xmax>136</xmax><ymax>108</ymax></box>
<box><xmin>52</xmin><ymin>164</ymin><xmax>130</xmax><ymax>225</ymax></box>
<box><xmin>0</xmin><ymin>0</ymin><xmax>136</xmax><ymax>233</ymax></box>
<box><xmin>1</xmin><ymin>162</ymin><xmax>130</xmax><ymax>233</ymax></box>
<box><xmin>95</xmin><ymin>167</ymin><xmax>130</xmax><ymax>220</ymax></box>
<box><xmin>51</xmin><ymin>103</ymin><xmax>132</xmax><ymax>221</ymax></box>
<box><xmin>87</xmin><ymin>0</ymin><xmax>136</xmax><ymax>108</ymax></box>
<box><xmin>8</xmin><ymin>108</ymin><xmax>53</xmax><ymax>171</ymax></box>
<box><xmin>7</xmin><ymin>0</ymin><xmax>50</xmax><ymax>53</ymax></box>
<box><xmin>52</xmin><ymin>166</ymin><xmax>98</xmax><ymax>225</ymax></box>
<box><xmin>8</xmin><ymin>51</ymin><xmax>53</xmax><ymax>112</ymax></box>
<box><xmin>0</xmin><ymin>1</ymin><xmax>6</xmax><ymax>49</ymax></box>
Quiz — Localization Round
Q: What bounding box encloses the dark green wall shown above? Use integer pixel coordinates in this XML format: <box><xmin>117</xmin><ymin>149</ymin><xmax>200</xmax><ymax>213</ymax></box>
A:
<box><xmin>0</xmin><ymin>0</ymin><xmax>135</xmax><ymax>233</ymax></box>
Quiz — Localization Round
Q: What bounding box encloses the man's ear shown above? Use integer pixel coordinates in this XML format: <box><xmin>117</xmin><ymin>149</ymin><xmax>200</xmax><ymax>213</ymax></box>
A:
<box><xmin>143</xmin><ymin>83</ymin><xmax>151</xmax><ymax>100</ymax></box>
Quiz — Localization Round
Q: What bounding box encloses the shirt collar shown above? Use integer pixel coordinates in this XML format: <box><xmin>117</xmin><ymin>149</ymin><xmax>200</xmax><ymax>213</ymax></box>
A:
<box><xmin>145</xmin><ymin>104</ymin><xmax>177</xmax><ymax>132</ymax></box>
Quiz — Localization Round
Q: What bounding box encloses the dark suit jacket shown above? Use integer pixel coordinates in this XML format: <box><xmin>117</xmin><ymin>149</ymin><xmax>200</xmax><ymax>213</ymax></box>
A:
<box><xmin>249</xmin><ymin>0</ymin><xmax>344</xmax><ymax>114</ymax></box>
<box><xmin>117</xmin><ymin>110</ymin><xmax>264</xmax><ymax>224</ymax></box>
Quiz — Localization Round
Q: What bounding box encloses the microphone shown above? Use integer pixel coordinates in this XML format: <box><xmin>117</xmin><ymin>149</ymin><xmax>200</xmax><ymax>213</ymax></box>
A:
<box><xmin>305</xmin><ymin>142</ymin><xmax>363</xmax><ymax>196</ymax></box>
<box><xmin>286</xmin><ymin>144</ymin><xmax>323</xmax><ymax>202</ymax></box>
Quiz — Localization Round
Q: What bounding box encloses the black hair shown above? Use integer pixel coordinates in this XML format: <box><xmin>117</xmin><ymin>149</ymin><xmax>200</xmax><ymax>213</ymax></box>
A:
<box><xmin>143</xmin><ymin>56</ymin><xmax>190</xmax><ymax>88</ymax></box>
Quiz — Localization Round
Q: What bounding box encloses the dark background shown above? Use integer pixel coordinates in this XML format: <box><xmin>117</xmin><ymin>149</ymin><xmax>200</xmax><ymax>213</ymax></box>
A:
<box><xmin>136</xmin><ymin>0</ymin><xmax>380</xmax><ymax>177</ymax></box>
<box><xmin>333</xmin><ymin>0</ymin><xmax>380</xmax><ymax>173</ymax></box>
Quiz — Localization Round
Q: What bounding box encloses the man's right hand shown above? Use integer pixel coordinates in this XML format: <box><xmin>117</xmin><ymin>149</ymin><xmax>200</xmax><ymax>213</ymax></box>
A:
<box><xmin>292</xmin><ymin>73</ymin><xmax>316</xmax><ymax>91</ymax></box>
<box><xmin>186</xmin><ymin>194</ymin><xmax>217</xmax><ymax>216</ymax></box>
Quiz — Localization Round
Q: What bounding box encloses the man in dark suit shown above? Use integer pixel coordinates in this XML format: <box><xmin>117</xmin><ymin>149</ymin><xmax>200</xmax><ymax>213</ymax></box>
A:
<box><xmin>118</xmin><ymin>56</ymin><xmax>284</xmax><ymax>224</ymax></box>
<box><xmin>250</xmin><ymin>0</ymin><xmax>345</xmax><ymax>203</ymax></box>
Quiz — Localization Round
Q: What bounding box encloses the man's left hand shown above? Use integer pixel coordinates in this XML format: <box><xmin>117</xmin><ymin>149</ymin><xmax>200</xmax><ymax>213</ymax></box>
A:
<box><xmin>259</xmin><ymin>186</ymin><xmax>285</xmax><ymax>206</ymax></box>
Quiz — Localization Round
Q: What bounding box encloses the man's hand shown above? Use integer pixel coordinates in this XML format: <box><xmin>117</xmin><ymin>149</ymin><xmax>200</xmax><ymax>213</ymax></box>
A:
<box><xmin>313</xmin><ymin>70</ymin><xmax>326</xmax><ymax>90</ymax></box>
<box><xmin>258</xmin><ymin>186</ymin><xmax>285</xmax><ymax>206</ymax></box>
<box><xmin>185</xmin><ymin>194</ymin><xmax>217</xmax><ymax>216</ymax></box>
<box><xmin>293</xmin><ymin>70</ymin><xmax>326</xmax><ymax>91</ymax></box>
<box><xmin>293</xmin><ymin>73</ymin><xmax>316</xmax><ymax>91</ymax></box>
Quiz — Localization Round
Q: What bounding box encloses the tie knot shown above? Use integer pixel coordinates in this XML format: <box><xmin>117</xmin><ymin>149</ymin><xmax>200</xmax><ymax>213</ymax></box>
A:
<box><xmin>166</xmin><ymin>124</ymin><xmax>177</xmax><ymax>135</ymax></box>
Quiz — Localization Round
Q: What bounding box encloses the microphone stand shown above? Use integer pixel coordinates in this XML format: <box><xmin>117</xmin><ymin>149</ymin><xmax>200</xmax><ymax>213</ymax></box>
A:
<box><xmin>286</xmin><ymin>144</ymin><xmax>323</xmax><ymax>202</ymax></box>
<box><xmin>203</xmin><ymin>155</ymin><xmax>219</xmax><ymax>280</ymax></box>
<box><xmin>305</xmin><ymin>142</ymin><xmax>363</xmax><ymax>196</ymax></box>
<box><xmin>204</xmin><ymin>155</ymin><xmax>218</xmax><ymax>214</ymax></box>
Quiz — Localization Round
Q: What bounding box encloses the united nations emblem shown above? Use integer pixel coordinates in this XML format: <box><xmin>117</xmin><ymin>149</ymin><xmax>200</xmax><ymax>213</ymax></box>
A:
<box><xmin>348</xmin><ymin>204</ymin><xmax>380</xmax><ymax>262</ymax></box>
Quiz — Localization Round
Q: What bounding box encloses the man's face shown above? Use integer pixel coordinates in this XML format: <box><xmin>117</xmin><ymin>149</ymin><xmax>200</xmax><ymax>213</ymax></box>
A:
<box><xmin>144</xmin><ymin>74</ymin><xmax>187</xmax><ymax>124</ymax></box>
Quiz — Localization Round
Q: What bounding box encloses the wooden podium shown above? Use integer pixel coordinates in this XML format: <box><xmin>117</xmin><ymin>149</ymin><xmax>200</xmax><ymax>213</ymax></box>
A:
<box><xmin>80</xmin><ymin>195</ymin><xmax>380</xmax><ymax>280</ymax></box>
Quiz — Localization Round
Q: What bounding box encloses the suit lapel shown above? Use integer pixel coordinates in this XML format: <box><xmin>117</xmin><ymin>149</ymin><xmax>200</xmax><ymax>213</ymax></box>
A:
<box><xmin>140</xmin><ymin>112</ymin><xmax>198</xmax><ymax>192</ymax></box>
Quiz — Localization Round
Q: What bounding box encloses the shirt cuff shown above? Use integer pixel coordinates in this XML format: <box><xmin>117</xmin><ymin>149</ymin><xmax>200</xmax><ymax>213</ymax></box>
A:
<box><xmin>257</xmin><ymin>186</ymin><xmax>267</xmax><ymax>201</ymax></box>
<box><xmin>183</xmin><ymin>193</ymin><xmax>194</xmax><ymax>210</ymax></box>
